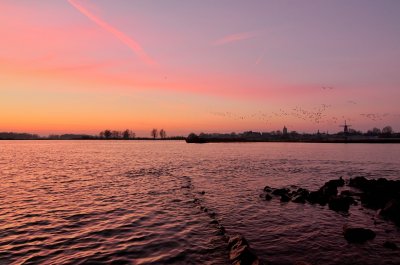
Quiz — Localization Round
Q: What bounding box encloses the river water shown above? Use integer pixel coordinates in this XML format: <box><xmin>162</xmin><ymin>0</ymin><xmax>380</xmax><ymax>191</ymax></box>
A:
<box><xmin>0</xmin><ymin>141</ymin><xmax>399</xmax><ymax>264</ymax></box>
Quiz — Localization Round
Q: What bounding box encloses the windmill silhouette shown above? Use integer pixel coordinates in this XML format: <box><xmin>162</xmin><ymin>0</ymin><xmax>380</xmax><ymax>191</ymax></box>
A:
<box><xmin>340</xmin><ymin>120</ymin><xmax>352</xmax><ymax>135</ymax></box>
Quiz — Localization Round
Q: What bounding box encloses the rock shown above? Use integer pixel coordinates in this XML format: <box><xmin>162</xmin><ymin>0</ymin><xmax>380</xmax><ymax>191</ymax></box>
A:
<box><xmin>272</xmin><ymin>188</ymin><xmax>289</xmax><ymax>196</ymax></box>
<box><xmin>320</xmin><ymin>182</ymin><xmax>338</xmax><ymax>198</ymax></box>
<box><xmin>340</xmin><ymin>190</ymin><xmax>363</xmax><ymax>197</ymax></box>
<box><xmin>210</xmin><ymin>219</ymin><xmax>219</xmax><ymax>225</ymax></box>
<box><xmin>280</xmin><ymin>194</ymin><xmax>291</xmax><ymax>202</ymax></box>
<box><xmin>349</xmin><ymin>177</ymin><xmax>400</xmax><ymax>210</ymax></box>
<box><xmin>263</xmin><ymin>185</ymin><xmax>272</xmax><ymax>192</ymax></box>
<box><xmin>292</xmin><ymin>194</ymin><xmax>306</xmax><ymax>203</ymax></box>
<box><xmin>380</xmin><ymin>198</ymin><xmax>400</xmax><ymax>226</ymax></box>
<box><xmin>343</xmin><ymin>226</ymin><xmax>376</xmax><ymax>243</ymax></box>
<box><xmin>296</xmin><ymin>188</ymin><xmax>310</xmax><ymax>197</ymax></box>
<box><xmin>265</xmin><ymin>194</ymin><xmax>272</xmax><ymax>201</ymax></box>
<box><xmin>349</xmin><ymin>176</ymin><xmax>370</xmax><ymax>189</ymax></box>
<box><xmin>307</xmin><ymin>191</ymin><xmax>322</xmax><ymax>204</ymax></box>
<box><xmin>228</xmin><ymin>235</ymin><xmax>263</xmax><ymax>265</ymax></box>
<box><xmin>383</xmin><ymin>241</ymin><xmax>398</xmax><ymax>250</ymax></box>
<box><xmin>325</xmin><ymin>177</ymin><xmax>345</xmax><ymax>188</ymax></box>
<box><xmin>328</xmin><ymin>195</ymin><xmax>353</xmax><ymax>212</ymax></box>
<box><xmin>307</xmin><ymin>180</ymin><xmax>339</xmax><ymax>205</ymax></box>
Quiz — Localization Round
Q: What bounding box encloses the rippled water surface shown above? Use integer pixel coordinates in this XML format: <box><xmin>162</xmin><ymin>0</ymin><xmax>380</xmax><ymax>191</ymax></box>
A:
<box><xmin>1</xmin><ymin>141</ymin><xmax>399</xmax><ymax>264</ymax></box>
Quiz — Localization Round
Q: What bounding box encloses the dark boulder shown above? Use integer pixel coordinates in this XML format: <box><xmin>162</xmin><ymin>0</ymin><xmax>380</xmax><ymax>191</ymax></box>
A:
<box><xmin>280</xmin><ymin>194</ymin><xmax>291</xmax><ymax>202</ymax></box>
<box><xmin>263</xmin><ymin>186</ymin><xmax>272</xmax><ymax>192</ymax></box>
<box><xmin>307</xmin><ymin>191</ymin><xmax>323</xmax><ymax>204</ymax></box>
<box><xmin>349</xmin><ymin>176</ymin><xmax>370</xmax><ymax>190</ymax></box>
<box><xmin>272</xmin><ymin>188</ymin><xmax>289</xmax><ymax>196</ymax></box>
<box><xmin>343</xmin><ymin>226</ymin><xmax>376</xmax><ymax>243</ymax></box>
<box><xmin>328</xmin><ymin>195</ymin><xmax>354</xmax><ymax>212</ymax></box>
<box><xmin>325</xmin><ymin>177</ymin><xmax>345</xmax><ymax>188</ymax></box>
<box><xmin>380</xmin><ymin>198</ymin><xmax>400</xmax><ymax>226</ymax></box>
<box><xmin>292</xmin><ymin>194</ymin><xmax>306</xmax><ymax>203</ymax></box>
<box><xmin>228</xmin><ymin>235</ymin><xmax>264</xmax><ymax>265</ymax></box>
<box><xmin>320</xmin><ymin>182</ymin><xmax>338</xmax><ymax>198</ymax></box>
<box><xmin>307</xmin><ymin>180</ymin><xmax>340</xmax><ymax>205</ymax></box>
<box><xmin>340</xmin><ymin>190</ymin><xmax>363</xmax><ymax>197</ymax></box>
<box><xmin>349</xmin><ymin>177</ymin><xmax>400</xmax><ymax>210</ymax></box>
<box><xmin>383</xmin><ymin>241</ymin><xmax>398</xmax><ymax>250</ymax></box>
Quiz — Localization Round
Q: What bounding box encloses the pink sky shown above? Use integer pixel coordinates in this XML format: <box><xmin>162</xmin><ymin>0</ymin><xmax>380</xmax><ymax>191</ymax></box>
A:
<box><xmin>1</xmin><ymin>1</ymin><xmax>399</xmax><ymax>136</ymax></box>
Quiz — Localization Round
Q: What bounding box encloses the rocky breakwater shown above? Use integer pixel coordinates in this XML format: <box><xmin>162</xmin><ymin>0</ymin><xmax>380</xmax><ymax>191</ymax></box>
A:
<box><xmin>263</xmin><ymin>177</ymin><xmax>357</xmax><ymax>213</ymax></box>
<box><xmin>348</xmin><ymin>177</ymin><xmax>400</xmax><ymax>226</ymax></box>
<box><xmin>261</xmin><ymin>176</ymin><xmax>400</xmax><ymax>246</ymax></box>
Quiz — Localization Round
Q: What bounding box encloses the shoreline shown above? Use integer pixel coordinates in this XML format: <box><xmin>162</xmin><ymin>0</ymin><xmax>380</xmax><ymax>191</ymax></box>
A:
<box><xmin>186</xmin><ymin>138</ymin><xmax>400</xmax><ymax>144</ymax></box>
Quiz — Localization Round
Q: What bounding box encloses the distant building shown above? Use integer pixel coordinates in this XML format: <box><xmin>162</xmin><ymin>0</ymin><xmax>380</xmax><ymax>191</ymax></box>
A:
<box><xmin>283</xmin><ymin>126</ymin><xmax>288</xmax><ymax>136</ymax></box>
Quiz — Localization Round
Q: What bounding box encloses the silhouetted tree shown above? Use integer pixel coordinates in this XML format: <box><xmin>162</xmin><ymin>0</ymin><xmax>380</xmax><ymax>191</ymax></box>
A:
<box><xmin>382</xmin><ymin>126</ymin><xmax>393</xmax><ymax>136</ymax></box>
<box><xmin>366</xmin><ymin>127</ymin><xmax>381</xmax><ymax>136</ymax></box>
<box><xmin>111</xmin><ymin>130</ymin><xmax>121</xmax><ymax>139</ymax></box>
<box><xmin>123</xmin><ymin>129</ymin><xmax>131</xmax><ymax>139</ymax></box>
<box><xmin>151</xmin><ymin>128</ymin><xmax>158</xmax><ymax>139</ymax></box>
<box><xmin>104</xmin><ymin>130</ymin><xmax>112</xmax><ymax>139</ymax></box>
<box><xmin>159</xmin><ymin>129</ymin><xmax>166</xmax><ymax>139</ymax></box>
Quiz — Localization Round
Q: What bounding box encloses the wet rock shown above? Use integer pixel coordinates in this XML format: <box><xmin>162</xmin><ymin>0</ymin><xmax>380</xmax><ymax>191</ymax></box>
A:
<box><xmin>280</xmin><ymin>194</ymin><xmax>291</xmax><ymax>202</ymax></box>
<box><xmin>340</xmin><ymin>190</ymin><xmax>363</xmax><ymax>197</ymax></box>
<box><xmin>343</xmin><ymin>226</ymin><xmax>376</xmax><ymax>243</ymax></box>
<box><xmin>307</xmin><ymin>191</ymin><xmax>322</xmax><ymax>204</ymax></box>
<box><xmin>265</xmin><ymin>194</ymin><xmax>272</xmax><ymax>201</ymax></box>
<box><xmin>349</xmin><ymin>177</ymin><xmax>400</xmax><ymax>210</ymax></box>
<box><xmin>292</xmin><ymin>194</ymin><xmax>306</xmax><ymax>203</ymax></box>
<box><xmin>210</xmin><ymin>219</ymin><xmax>219</xmax><ymax>225</ymax></box>
<box><xmin>349</xmin><ymin>176</ymin><xmax>370</xmax><ymax>189</ymax></box>
<box><xmin>272</xmin><ymin>188</ymin><xmax>289</xmax><ymax>196</ymax></box>
<box><xmin>295</xmin><ymin>188</ymin><xmax>310</xmax><ymax>197</ymax></box>
<box><xmin>307</xmin><ymin>179</ymin><xmax>340</xmax><ymax>205</ymax></box>
<box><xmin>325</xmin><ymin>177</ymin><xmax>345</xmax><ymax>188</ymax></box>
<box><xmin>208</xmin><ymin>211</ymin><xmax>216</xmax><ymax>218</ymax></box>
<box><xmin>380</xmin><ymin>198</ymin><xmax>400</xmax><ymax>226</ymax></box>
<box><xmin>320</xmin><ymin>181</ymin><xmax>338</xmax><ymax>198</ymax></box>
<box><xmin>228</xmin><ymin>235</ymin><xmax>264</xmax><ymax>265</ymax></box>
<box><xmin>328</xmin><ymin>195</ymin><xmax>354</xmax><ymax>212</ymax></box>
<box><xmin>383</xmin><ymin>240</ymin><xmax>398</xmax><ymax>250</ymax></box>
<box><xmin>263</xmin><ymin>186</ymin><xmax>272</xmax><ymax>192</ymax></box>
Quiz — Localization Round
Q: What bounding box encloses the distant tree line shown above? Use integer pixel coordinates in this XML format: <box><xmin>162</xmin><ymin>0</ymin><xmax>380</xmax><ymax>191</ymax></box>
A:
<box><xmin>0</xmin><ymin>132</ymin><xmax>40</xmax><ymax>140</ymax></box>
<box><xmin>99</xmin><ymin>129</ymin><xmax>136</xmax><ymax>139</ymax></box>
<box><xmin>150</xmin><ymin>128</ymin><xmax>167</xmax><ymax>139</ymax></box>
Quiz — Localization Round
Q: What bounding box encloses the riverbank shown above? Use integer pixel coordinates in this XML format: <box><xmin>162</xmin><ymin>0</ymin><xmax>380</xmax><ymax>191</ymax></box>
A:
<box><xmin>186</xmin><ymin>137</ymin><xmax>400</xmax><ymax>144</ymax></box>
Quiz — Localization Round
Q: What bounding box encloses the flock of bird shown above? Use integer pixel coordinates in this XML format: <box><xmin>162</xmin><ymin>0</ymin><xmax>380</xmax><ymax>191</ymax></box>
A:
<box><xmin>360</xmin><ymin>113</ymin><xmax>390</xmax><ymax>122</ymax></box>
<box><xmin>208</xmin><ymin>86</ymin><xmax>397</xmax><ymax>128</ymax></box>
<box><xmin>209</xmin><ymin>103</ymin><xmax>336</xmax><ymax>125</ymax></box>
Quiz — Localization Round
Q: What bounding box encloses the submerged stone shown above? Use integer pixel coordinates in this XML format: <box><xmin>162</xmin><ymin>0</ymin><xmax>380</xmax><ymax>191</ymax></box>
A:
<box><xmin>343</xmin><ymin>226</ymin><xmax>376</xmax><ymax>243</ymax></box>
<box><xmin>228</xmin><ymin>235</ymin><xmax>264</xmax><ymax>265</ymax></box>
<box><xmin>383</xmin><ymin>241</ymin><xmax>398</xmax><ymax>250</ymax></box>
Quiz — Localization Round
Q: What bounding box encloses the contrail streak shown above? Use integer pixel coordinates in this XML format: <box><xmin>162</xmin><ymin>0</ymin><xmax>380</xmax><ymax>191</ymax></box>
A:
<box><xmin>214</xmin><ymin>31</ymin><xmax>259</xmax><ymax>46</ymax></box>
<box><xmin>67</xmin><ymin>0</ymin><xmax>156</xmax><ymax>66</ymax></box>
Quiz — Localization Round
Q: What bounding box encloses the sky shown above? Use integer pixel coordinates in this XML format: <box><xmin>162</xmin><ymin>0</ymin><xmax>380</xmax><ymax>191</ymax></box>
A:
<box><xmin>1</xmin><ymin>0</ymin><xmax>400</xmax><ymax>136</ymax></box>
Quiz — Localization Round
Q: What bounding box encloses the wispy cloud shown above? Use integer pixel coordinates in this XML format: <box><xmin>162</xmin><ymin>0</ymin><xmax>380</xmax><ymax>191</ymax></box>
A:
<box><xmin>67</xmin><ymin>0</ymin><xmax>156</xmax><ymax>66</ymax></box>
<box><xmin>213</xmin><ymin>31</ymin><xmax>259</xmax><ymax>46</ymax></box>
